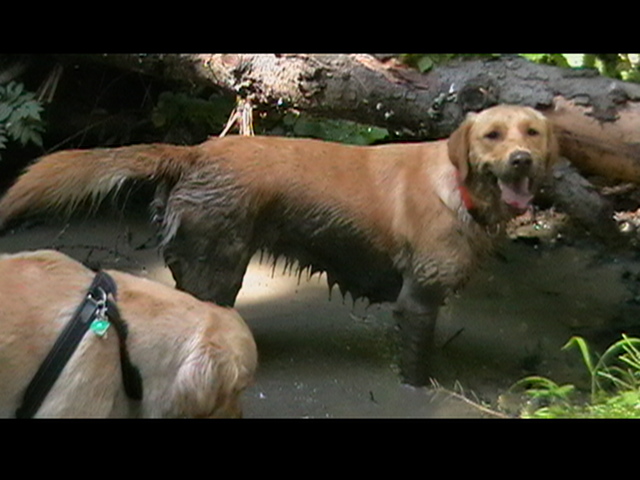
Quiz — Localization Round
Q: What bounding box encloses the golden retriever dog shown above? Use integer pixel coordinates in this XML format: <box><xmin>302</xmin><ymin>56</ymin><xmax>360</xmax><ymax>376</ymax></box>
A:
<box><xmin>0</xmin><ymin>105</ymin><xmax>557</xmax><ymax>385</ymax></box>
<box><xmin>0</xmin><ymin>249</ymin><xmax>257</xmax><ymax>418</ymax></box>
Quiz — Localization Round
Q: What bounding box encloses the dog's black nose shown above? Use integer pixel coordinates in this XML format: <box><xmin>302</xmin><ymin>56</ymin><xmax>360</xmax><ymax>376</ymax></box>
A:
<box><xmin>509</xmin><ymin>150</ymin><xmax>532</xmax><ymax>169</ymax></box>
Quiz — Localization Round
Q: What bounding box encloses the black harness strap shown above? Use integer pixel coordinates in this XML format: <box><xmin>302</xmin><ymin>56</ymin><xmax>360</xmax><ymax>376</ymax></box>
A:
<box><xmin>16</xmin><ymin>271</ymin><xmax>143</xmax><ymax>419</ymax></box>
<box><xmin>106</xmin><ymin>297</ymin><xmax>144</xmax><ymax>402</ymax></box>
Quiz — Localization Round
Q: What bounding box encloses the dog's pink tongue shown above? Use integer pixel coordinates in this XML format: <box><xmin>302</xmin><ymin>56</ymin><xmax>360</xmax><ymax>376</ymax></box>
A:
<box><xmin>498</xmin><ymin>178</ymin><xmax>533</xmax><ymax>210</ymax></box>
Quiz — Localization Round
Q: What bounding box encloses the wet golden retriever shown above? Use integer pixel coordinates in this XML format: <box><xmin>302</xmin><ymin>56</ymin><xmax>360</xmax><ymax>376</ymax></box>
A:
<box><xmin>0</xmin><ymin>249</ymin><xmax>257</xmax><ymax>418</ymax></box>
<box><xmin>0</xmin><ymin>104</ymin><xmax>557</xmax><ymax>385</ymax></box>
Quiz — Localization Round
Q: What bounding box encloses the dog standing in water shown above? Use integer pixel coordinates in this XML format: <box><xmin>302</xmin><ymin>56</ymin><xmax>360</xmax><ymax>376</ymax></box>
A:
<box><xmin>0</xmin><ymin>105</ymin><xmax>558</xmax><ymax>385</ymax></box>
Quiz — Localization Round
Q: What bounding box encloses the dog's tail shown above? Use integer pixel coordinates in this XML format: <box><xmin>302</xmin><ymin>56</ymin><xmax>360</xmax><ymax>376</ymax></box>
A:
<box><xmin>0</xmin><ymin>143</ymin><xmax>199</xmax><ymax>229</ymax></box>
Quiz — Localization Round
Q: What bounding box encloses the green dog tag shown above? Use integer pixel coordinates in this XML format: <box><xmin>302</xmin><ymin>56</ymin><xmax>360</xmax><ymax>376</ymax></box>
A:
<box><xmin>90</xmin><ymin>319</ymin><xmax>111</xmax><ymax>337</ymax></box>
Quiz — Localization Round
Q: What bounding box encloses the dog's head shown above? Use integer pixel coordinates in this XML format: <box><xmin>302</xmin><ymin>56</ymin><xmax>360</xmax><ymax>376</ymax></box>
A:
<box><xmin>448</xmin><ymin>104</ymin><xmax>558</xmax><ymax>216</ymax></box>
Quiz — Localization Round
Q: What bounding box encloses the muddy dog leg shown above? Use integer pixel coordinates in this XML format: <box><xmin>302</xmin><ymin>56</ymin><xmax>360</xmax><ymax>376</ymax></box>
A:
<box><xmin>393</xmin><ymin>277</ymin><xmax>445</xmax><ymax>386</ymax></box>
<box><xmin>154</xmin><ymin>173</ymin><xmax>257</xmax><ymax>306</ymax></box>
<box><xmin>162</xmin><ymin>218</ymin><xmax>255</xmax><ymax>307</ymax></box>
<box><xmin>157</xmin><ymin>189</ymin><xmax>255</xmax><ymax>307</ymax></box>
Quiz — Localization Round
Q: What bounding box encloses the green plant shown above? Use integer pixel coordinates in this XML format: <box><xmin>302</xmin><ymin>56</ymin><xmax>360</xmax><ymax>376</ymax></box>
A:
<box><xmin>152</xmin><ymin>90</ymin><xmax>388</xmax><ymax>145</ymax></box>
<box><xmin>512</xmin><ymin>335</ymin><xmax>640</xmax><ymax>418</ymax></box>
<box><xmin>510</xmin><ymin>375</ymin><xmax>576</xmax><ymax>403</ymax></box>
<box><xmin>0</xmin><ymin>81</ymin><xmax>45</xmax><ymax>157</ymax></box>
<box><xmin>522</xmin><ymin>54</ymin><xmax>640</xmax><ymax>82</ymax></box>
<box><xmin>282</xmin><ymin>112</ymin><xmax>388</xmax><ymax>145</ymax></box>
<box><xmin>151</xmin><ymin>91</ymin><xmax>235</xmax><ymax>135</ymax></box>
<box><xmin>564</xmin><ymin>334</ymin><xmax>640</xmax><ymax>401</ymax></box>
<box><xmin>505</xmin><ymin>375</ymin><xmax>576</xmax><ymax>417</ymax></box>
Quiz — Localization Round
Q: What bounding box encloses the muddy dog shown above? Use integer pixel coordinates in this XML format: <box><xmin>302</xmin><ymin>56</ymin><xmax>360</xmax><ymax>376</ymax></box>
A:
<box><xmin>0</xmin><ymin>105</ymin><xmax>558</xmax><ymax>385</ymax></box>
<box><xmin>0</xmin><ymin>250</ymin><xmax>257</xmax><ymax>418</ymax></box>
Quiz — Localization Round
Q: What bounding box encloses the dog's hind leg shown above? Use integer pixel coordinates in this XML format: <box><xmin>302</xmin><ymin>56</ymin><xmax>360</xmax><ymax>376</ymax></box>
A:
<box><xmin>164</xmin><ymin>240</ymin><xmax>253</xmax><ymax>307</ymax></box>
<box><xmin>155</xmin><ymin>171</ymin><xmax>256</xmax><ymax>306</ymax></box>
<box><xmin>393</xmin><ymin>277</ymin><xmax>445</xmax><ymax>386</ymax></box>
<box><xmin>163</xmin><ymin>222</ymin><xmax>254</xmax><ymax>307</ymax></box>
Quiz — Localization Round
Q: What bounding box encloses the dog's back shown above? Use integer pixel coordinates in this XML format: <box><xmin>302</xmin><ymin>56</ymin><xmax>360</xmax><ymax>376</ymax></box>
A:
<box><xmin>160</xmin><ymin>136</ymin><xmax>463</xmax><ymax>303</ymax></box>
<box><xmin>0</xmin><ymin>251</ymin><xmax>124</xmax><ymax>417</ymax></box>
<box><xmin>0</xmin><ymin>250</ymin><xmax>257</xmax><ymax>418</ymax></box>
<box><xmin>107</xmin><ymin>268</ymin><xmax>257</xmax><ymax>418</ymax></box>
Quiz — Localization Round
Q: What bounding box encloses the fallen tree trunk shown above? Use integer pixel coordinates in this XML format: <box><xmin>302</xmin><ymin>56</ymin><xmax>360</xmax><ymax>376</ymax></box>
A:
<box><xmin>541</xmin><ymin>159</ymin><xmax>623</xmax><ymax>244</ymax></box>
<box><xmin>544</xmin><ymin>96</ymin><xmax>640</xmax><ymax>183</ymax></box>
<box><xmin>57</xmin><ymin>53</ymin><xmax>640</xmax><ymax>182</ymax></box>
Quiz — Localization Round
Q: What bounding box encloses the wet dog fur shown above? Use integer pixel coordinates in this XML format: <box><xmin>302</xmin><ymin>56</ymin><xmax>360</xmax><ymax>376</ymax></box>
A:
<box><xmin>0</xmin><ymin>105</ymin><xmax>558</xmax><ymax>385</ymax></box>
<box><xmin>0</xmin><ymin>249</ymin><xmax>257</xmax><ymax>418</ymax></box>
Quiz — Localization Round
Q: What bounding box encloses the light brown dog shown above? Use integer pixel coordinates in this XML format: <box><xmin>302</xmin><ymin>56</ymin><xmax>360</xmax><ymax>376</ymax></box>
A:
<box><xmin>0</xmin><ymin>249</ymin><xmax>257</xmax><ymax>418</ymax></box>
<box><xmin>0</xmin><ymin>105</ymin><xmax>558</xmax><ymax>385</ymax></box>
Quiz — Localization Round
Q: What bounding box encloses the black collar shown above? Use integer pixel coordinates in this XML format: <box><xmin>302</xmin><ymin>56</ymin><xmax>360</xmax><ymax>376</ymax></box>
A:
<box><xmin>16</xmin><ymin>270</ymin><xmax>143</xmax><ymax>419</ymax></box>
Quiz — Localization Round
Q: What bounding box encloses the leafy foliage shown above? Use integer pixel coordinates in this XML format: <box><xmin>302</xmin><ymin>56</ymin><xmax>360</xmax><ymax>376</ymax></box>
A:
<box><xmin>151</xmin><ymin>53</ymin><xmax>640</xmax><ymax>147</ymax></box>
<box><xmin>565</xmin><ymin>334</ymin><xmax>640</xmax><ymax>399</ymax></box>
<box><xmin>0</xmin><ymin>81</ymin><xmax>45</xmax><ymax>158</ymax></box>
<box><xmin>511</xmin><ymin>335</ymin><xmax>640</xmax><ymax>418</ymax></box>
<box><xmin>281</xmin><ymin>112</ymin><xmax>389</xmax><ymax>145</ymax></box>
<box><xmin>522</xmin><ymin>53</ymin><xmax>640</xmax><ymax>82</ymax></box>
<box><xmin>152</xmin><ymin>90</ymin><xmax>389</xmax><ymax>146</ymax></box>
<box><xmin>272</xmin><ymin>53</ymin><xmax>639</xmax><ymax>145</ymax></box>
<box><xmin>151</xmin><ymin>91</ymin><xmax>235</xmax><ymax>138</ymax></box>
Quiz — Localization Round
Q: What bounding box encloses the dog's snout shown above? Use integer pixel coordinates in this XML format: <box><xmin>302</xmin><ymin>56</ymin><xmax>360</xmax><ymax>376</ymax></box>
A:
<box><xmin>509</xmin><ymin>150</ymin><xmax>532</xmax><ymax>169</ymax></box>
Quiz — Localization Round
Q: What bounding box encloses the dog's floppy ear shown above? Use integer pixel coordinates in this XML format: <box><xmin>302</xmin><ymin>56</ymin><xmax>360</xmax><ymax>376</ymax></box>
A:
<box><xmin>447</xmin><ymin>113</ymin><xmax>476</xmax><ymax>181</ymax></box>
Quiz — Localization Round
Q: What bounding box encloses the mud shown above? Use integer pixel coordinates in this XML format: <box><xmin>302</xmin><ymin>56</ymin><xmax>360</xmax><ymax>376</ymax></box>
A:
<box><xmin>2</xmin><ymin>212</ymin><xmax>639</xmax><ymax>418</ymax></box>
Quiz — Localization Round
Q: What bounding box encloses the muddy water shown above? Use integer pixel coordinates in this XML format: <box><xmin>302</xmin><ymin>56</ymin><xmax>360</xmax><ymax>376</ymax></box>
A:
<box><xmin>1</xmin><ymin>215</ymin><xmax>638</xmax><ymax>418</ymax></box>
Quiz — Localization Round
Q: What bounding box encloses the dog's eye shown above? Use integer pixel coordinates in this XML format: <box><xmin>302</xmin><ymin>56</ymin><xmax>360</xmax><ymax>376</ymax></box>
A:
<box><xmin>484</xmin><ymin>131</ymin><xmax>500</xmax><ymax>140</ymax></box>
<box><xmin>527</xmin><ymin>128</ymin><xmax>540</xmax><ymax>136</ymax></box>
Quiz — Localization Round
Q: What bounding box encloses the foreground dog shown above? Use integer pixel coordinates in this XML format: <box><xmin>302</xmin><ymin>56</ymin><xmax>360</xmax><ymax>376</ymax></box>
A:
<box><xmin>0</xmin><ymin>105</ymin><xmax>558</xmax><ymax>385</ymax></box>
<box><xmin>0</xmin><ymin>250</ymin><xmax>257</xmax><ymax>418</ymax></box>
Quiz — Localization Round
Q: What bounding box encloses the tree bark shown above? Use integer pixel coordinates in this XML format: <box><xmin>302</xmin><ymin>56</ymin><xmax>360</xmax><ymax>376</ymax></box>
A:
<box><xmin>56</xmin><ymin>53</ymin><xmax>640</xmax><ymax>181</ymax></box>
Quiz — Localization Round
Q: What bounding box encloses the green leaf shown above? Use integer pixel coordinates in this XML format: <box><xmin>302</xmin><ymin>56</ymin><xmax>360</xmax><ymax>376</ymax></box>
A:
<box><xmin>289</xmin><ymin>114</ymin><xmax>388</xmax><ymax>146</ymax></box>
<box><xmin>12</xmin><ymin>101</ymin><xmax>42</xmax><ymax>121</ymax></box>
<box><xmin>562</xmin><ymin>336</ymin><xmax>595</xmax><ymax>375</ymax></box>
<box><xmin>0</xmin><ymin>81</ymin><xmax>46</xmax><ymax>157</ymax></box>
<box><xmin>0</xmin><ymin>103</ymin><xmax>11</xmax><ymax>122</ymax></box>
<box><xmin>3</xmin><ymin>81</ymin><xmax>24</xmax><ymax>104</ymax></box>
<box><xmin>520</xmin><ymin>54</ymin><xmax>547</xmax><ymax>62</ymax></box>
<box><xmin>22</xmin><ymin>128</ymin><xmax>43</xmax><ymax>147</ymax></box>
<box><xmin>521</xmin><ymin>54</ymin><xmax>570</xmax><ymax>68</ymax></box>
<box><xmin>563</xmin><ymin>54</ymin><xmax>586</xmax><ymax>68</ymax></box>
<box><xmin>416</xmin><ymin>56</ymin><xmax>434</xmax><ymax>73</ymax></box>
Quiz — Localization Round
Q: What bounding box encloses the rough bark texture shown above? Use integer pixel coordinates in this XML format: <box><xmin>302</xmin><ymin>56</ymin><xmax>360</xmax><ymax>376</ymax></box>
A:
<box><xmin>55</xmin><ymin>54</ymin><xmax>640</xmax><ymax>178</ymax></box>
<box><xmin>541</xmin><ymin>159</ymin><xmax>622</xmax><ymax>244</ymax></box>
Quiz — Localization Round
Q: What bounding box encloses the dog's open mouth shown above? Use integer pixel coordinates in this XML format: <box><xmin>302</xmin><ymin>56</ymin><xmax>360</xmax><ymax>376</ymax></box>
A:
<box><xmin>498</xmin><ymin>177</ymin><xmax>533</xmax><ymax>212</ymax></box>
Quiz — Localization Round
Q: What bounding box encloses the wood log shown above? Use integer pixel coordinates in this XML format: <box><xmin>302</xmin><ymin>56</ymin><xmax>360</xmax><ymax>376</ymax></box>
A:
<box><xmin>55</xmin><ymin>54</ymin><xmax>640</xmax><ymax>183</ymax></box>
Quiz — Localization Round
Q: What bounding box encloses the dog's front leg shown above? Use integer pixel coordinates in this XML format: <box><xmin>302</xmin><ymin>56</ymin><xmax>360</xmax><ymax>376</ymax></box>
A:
<box><xmin>393</xmin><ymin>278</ymin><xmax>445</xmax><ymax>386</ymax></box>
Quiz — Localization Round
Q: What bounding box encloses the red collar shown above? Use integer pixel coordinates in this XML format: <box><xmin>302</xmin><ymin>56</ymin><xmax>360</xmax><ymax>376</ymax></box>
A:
<box><xmin>456</xmin><ymin>170</ymin><xmax>475</xmax><ymax>210</ymax></box>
